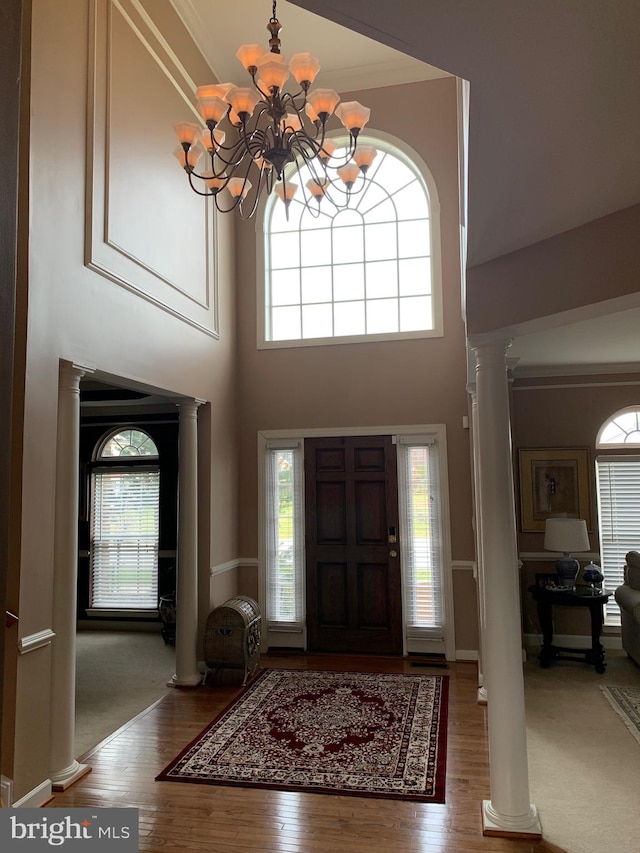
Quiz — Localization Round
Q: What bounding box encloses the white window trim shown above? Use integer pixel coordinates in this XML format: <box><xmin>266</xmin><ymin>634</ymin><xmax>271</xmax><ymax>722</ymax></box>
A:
<box><xmin>255</xmin><ymin>129</ymin><xmax>444</xmax><ymax>350</ymax></box>
<box><xmin>596</xmin><ymin>406</ymin><xmax>640</xmax><ymax>448</ymax></box>
<box><xmin>258</xmin><ymin>423</ymin><xmax>455</xmax><ymax>659</ymax></box>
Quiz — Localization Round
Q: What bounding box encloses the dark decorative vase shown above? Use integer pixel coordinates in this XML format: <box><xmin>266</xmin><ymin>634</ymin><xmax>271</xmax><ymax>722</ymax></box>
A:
<box><xmin>582</xmin><ymin>562</ymin><xmax>604</xmax><ymax>590</ymax></box>
<box><xmin>555</xmin><ymin>554</ymin><xmax>580</xmax><ymax>588</ymax></box>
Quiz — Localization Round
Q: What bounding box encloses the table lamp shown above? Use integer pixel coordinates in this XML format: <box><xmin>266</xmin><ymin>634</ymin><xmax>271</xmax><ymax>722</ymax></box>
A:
<box><xmin>544</xmin><ymin>517</ymin><xmax>590</xmax><ymax>587</ymax></box>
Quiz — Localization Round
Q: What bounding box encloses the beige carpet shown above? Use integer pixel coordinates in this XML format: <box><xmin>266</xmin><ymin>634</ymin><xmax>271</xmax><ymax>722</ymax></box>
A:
<box><xmin>525</xmin><ymin>649</ymin><xmax>640</xmax><ymax>853</ymax></box>
<box><xmin>75</xmin><ymin>629</ymin><xmax>175</xmax><ymax>757</ymax></box>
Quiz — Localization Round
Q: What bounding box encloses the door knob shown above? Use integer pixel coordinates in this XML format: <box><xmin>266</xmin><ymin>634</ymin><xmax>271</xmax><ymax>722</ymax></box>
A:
<box><xmin>389</xmin><ymin>550</ymin><xmax>398</xmax><ymax>558</ymax></box>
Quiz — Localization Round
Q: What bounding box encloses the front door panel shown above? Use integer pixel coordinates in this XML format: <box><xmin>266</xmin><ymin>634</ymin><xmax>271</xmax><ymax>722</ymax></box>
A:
<box><xmin>305</xmin><ymin>435</ymin><xmax>402</xmax><ymax>654</ymax></box>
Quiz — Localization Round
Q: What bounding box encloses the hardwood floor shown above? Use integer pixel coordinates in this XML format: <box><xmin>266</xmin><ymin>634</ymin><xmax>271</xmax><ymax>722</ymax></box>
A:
<box><xmin>51</xmin><ymin>654</ymin><xmax>564</xmax><ymax>853</ymax></box>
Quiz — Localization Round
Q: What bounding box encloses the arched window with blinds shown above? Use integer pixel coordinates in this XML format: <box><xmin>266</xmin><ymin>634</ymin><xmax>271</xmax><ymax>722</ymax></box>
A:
<box><xmin>89</xmin><ymin>428</ymin><xmax>160</xmax><ymax>612</ymax></box>
<box><xmin>595</xmin><ymin>408</ymin><xmax>640</xmax><ymax>623</ymax></box>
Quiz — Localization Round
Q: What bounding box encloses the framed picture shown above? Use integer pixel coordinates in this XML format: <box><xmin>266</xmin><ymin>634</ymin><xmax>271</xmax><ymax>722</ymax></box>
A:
<box><xmin>518</xmin><ymin>448</ymin><xmax>592</xmax><ymax>532</ymax></box>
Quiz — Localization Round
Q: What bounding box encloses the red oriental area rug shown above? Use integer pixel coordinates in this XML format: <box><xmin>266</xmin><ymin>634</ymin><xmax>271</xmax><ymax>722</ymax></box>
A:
<box><xmin>157</xmin><ymin>668</ymin><xmax>448</xmax><ymax>802</ymax></box>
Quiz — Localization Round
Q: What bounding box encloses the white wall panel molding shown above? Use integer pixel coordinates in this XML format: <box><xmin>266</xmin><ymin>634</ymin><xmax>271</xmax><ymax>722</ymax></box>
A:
<box><xmin>519</xmin><ymin>552</ymin><xmax>601</xmax><ymax>562</ymax></box>
<box><xmin>18</xmin><ymin>628</ymin><xmax>56</xmax><ymax>655</ymax></box>
<box><xmin>210</xmin><ymin>558</ymin><xmax>258</xmax><ymax>577</ymax></box>
<box><xmin>86</xmin><ymin>0</ymin><xmax>219</xmax><ymax>337</ymax></box>
<box><xmin>452</xmin><ymin>560</ymin><xmax>476</xmax><ymax>572</ymax></box>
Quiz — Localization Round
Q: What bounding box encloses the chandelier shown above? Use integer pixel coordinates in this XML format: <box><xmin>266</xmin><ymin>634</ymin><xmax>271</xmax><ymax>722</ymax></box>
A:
<box><xmin>173</xmin><ymin>1</ymin><xmax>375</xmax><ymax>219</ymax></box>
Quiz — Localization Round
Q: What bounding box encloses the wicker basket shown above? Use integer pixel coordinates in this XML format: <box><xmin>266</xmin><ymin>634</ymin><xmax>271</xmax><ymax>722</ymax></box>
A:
<box><xmin>204</xmin><ymin>596</ymin><xmax>261</xmax><ymax>684</ymax></box>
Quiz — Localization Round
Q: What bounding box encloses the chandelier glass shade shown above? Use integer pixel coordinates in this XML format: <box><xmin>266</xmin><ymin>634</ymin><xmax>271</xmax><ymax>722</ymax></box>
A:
<box><xmin>173</xmin><ymin>1</ymin><xmax>374</xmax><ymax>219</ymax></box>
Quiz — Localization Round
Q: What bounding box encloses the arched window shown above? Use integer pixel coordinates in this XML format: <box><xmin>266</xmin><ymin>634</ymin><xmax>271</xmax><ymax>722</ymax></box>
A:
<box><xmin>260</xmin><ymin>134</ymin><xmax>442</xmax><ymax>347</ymax></box>
<box><xmin>89</xmin><ymin>428</ymin><xmax>160</xmax><ymax>612</ymax></box>
<box><xmin>595</xmin><ymin>408</ymin><xmax>640</xmax><ymax>623</ymax></box>
<box><xmin>596</xmin><ymin>408</ymin><xmax>640</xmax><ymax>447</ymax></box>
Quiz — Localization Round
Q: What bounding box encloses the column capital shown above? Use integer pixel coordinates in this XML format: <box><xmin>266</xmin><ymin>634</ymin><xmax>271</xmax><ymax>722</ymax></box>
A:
<box><xmin>59</xmin><ymin>360</ymin><xmax>95</xmax><ymax>392</ymax></box>
<box><xmin>467</xmin><ymin>333</ymin><xmax>513</xmax><ymax>366</ymax></box>
<box><xmin>176</xmin><ymin>397</ymin><xmax>205</xmax><ymax>417</ymax></box>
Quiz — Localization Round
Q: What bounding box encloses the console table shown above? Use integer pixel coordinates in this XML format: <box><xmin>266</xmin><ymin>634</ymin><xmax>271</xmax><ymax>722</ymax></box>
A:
<box><xmin>528</xmin><ymin>580</ymin><xmax>611</xmax><ymax>673</ymax></box>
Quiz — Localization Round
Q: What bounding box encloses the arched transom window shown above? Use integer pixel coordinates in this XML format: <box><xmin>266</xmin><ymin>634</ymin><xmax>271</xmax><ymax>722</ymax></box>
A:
<box><xmin>261</xmin><ymin>135</ymin><xmax>442</xmax><ymax>347</ymax></box>
<box><xmin>98</xmin><ymin>428</ymin><xmax>159</xmax><ymax>458</ymax></box>
<box><xmin>597</xmin><ymin>408</ymin><xmax>640</xmax><ymax>447</ymax></box>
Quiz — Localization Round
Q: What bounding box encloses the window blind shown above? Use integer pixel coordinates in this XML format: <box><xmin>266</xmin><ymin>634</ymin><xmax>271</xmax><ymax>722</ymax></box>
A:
<box><xmin>265</xmin><ymin>443</ymin><xmax>304</xmax><ymax>627</ymax></box>
<box><xmin>397</xmin><ymin>439</ymin><xmax>444</xmax><ymax>638</ymax></box>
<box><xmin>90</xmin><ymin>468</ymin><xmax>160</xmax><ymax>610</ymax></box>
<box><xmin>596</xmin><ymin>455</ymin><xmax>640</xmax><ymax>624</ymax></box>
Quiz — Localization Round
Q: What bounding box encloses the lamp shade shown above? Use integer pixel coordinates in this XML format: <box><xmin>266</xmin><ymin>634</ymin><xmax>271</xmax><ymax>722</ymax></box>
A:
<box><xmin>544</xmin><ymin>517</ymin><xmax>590</xmax><ymax>553</ymax></box>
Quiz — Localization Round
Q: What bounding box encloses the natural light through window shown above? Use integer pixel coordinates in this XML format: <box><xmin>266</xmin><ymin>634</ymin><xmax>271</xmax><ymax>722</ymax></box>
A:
<box><xmin>262</xmin><ymin>138</ymin><xmax>441</xmax><ymax>347</ymax></box>
<box><xmin>90</xmin><ymin>429</ymin><xmax>160</xmax><ymax>611</ymax></box>
<box><xmin>265</xmin><ymin>442</ymin><xmax>304</xmax><ymax>626</ymax></box>
<box><xmin>398</xmin><ymin>440</ymin><xmax>444</xmax><ymax>636</ymax></box>
<box><xmin>597</xmin><ymin>409</ymin><xmax>640</xmax><ymax>446</ymax></box>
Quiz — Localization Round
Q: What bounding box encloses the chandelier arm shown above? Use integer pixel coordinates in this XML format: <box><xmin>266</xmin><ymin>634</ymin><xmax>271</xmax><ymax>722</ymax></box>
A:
<box><xmin>278</xmin><ymin>88</ymin><xmax>308</xmax><ymax>111</ymax></box>
<box><xmin>211</xmin><ymin>138</ymin><xmax>255</xmax><ymax>170</ymax></box>
<box><xmin>291</xmin><ymin>178</ymin><xmax>323</xmax><ymax>219</ymax></box>
<box><xmin>249</xmin><ymin>75</ymin><xmax>275</xmax><ymax>103</ymax></box>
<box><xmin>186</xmin><ymin>171</ymin><xmax>216</xmax><ymax>197</ymax></box>
<box><xmin>212</xmin><ymin>191</ymin><xmax>244</xmax><ymax>215</ymax></box>
<box><xmin>238</xmin><ymin>121</ymin><xmax>270</xmax><ymax>161</ymax></box>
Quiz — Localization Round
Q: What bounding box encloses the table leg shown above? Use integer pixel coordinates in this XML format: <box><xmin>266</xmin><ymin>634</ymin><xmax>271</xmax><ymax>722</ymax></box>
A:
<box><xmin>587</xmin><ymin>601</ymin><xmax>606</xmax><ymax>673</ymax></box>
<box><xmin>536</xmin><ymin>598</ymin><xmax>556</xmax><ymax>668</ymax></box>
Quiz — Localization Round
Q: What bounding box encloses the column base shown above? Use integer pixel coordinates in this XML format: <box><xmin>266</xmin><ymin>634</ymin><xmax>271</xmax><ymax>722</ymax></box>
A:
<box><xmin>482</xmin><ymin>800</ymin><xmax>541</xmax><ymax>838</ymax></box>
<box><xmin>51</xmin><ymin>760</ymin><xmax>91</xmax><ymax>792</ymax></box>
<box><xmin>168</xmin><ymin>672</ymin><xmax>202</xmax><ymax>688</ymax></box>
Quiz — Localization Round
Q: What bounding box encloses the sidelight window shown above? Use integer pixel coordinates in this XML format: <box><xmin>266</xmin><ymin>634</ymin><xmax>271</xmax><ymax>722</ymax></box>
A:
<box><xmin>265</xmin><ymin>440</ymin><xmax>304</xmax><ymax>627</ymax></box>
<box><xmin>397</xmin><ymin>438</ymin><xmax>445</xmax><ymax>639</ymax></box>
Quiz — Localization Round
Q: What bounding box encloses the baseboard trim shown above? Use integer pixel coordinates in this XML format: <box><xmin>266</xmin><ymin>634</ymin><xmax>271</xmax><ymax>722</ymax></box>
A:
<box><xmin>456</xmin><ymin>649</ymin><xmax>479</xmax><ymax>661</ymax></box>
<box><xmin>11</xmin><ymin>779</ymin><xmax>53</xmax><ymax>808</ymax></box>
<box><xmin>1</xmin><ymin>775</ymin><xmax>13</xmax><ymax>807</ymax></box>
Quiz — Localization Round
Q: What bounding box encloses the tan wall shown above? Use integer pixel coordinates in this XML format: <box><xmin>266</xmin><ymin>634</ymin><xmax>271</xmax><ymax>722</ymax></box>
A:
<box><xmin>511</xmin><ymin>372</ymin><xmax>640</xmax><ymax>637</ymax></box>
<box><xmin>466</xmin><ymin>204</ymin><xmax>640</xmax><ymax>334</ymax></box>
<box><xmin>235</xmin><ymin>77</ymin><xmax>477</xmax><ymax>646</ymax></box>
<box><xmin>7</xmin><ymin>0</ymin><xmax>238</xmax><ymax>802</ymax></box>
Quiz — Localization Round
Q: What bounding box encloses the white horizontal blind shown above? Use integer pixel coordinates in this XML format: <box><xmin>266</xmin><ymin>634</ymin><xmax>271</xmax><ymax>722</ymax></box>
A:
<box><xmin>596</xmin><ymin>455</ymin><xmax>640</xmax><ymax>624</ymax></box>
<box><xmin>397</xmin><ymin>439</ymin><xmax>444</xmax><ymax>638</ymax></box>
<box><xmin>90</xmin><ymin>468</ymin><xmax>160</xmax><ymax>610</ymax></box>
<box><xmin>265</xmin><ymin>443</ymin><xmax>304</xmax><ymax>627</ymax></box>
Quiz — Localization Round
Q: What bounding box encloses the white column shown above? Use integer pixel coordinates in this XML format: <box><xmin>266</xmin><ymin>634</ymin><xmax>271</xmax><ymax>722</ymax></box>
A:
<box><xmin>470</xmin><ymin>338</ymin><xmax>541</xmax><ymax>837</ymax></box>
<box><xmin>50</xmin><ymin>361</ymin><xmax>94</xmax><ymax>790</ymax></box>
<box><xmin>467</xmin><ymin>382</ymin><xmax>488</xmax><ymax>705</ymax></box>
<box><xmin>170</xmin><ymin>398</ymin><xmax>203</xmax><ymax>687</ymax></box>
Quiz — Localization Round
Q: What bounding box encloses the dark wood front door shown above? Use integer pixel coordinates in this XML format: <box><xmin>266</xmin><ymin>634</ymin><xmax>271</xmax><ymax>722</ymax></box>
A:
<box><xmin>305</xmin><ymin>435</ymin><xmax>403</xmax><ymax>654</ymax></box>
